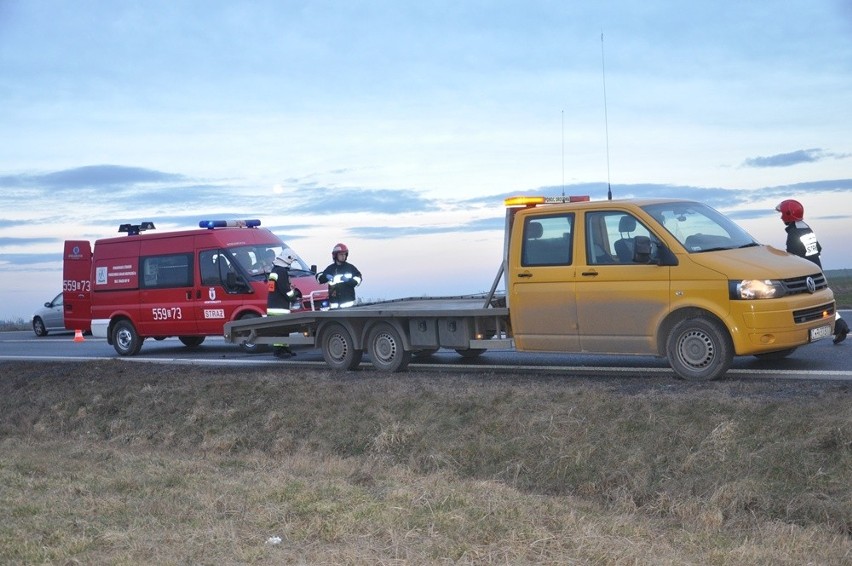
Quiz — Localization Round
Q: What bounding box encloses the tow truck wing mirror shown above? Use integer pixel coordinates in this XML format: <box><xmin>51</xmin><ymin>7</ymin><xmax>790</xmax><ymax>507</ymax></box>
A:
<box><xmin>634</xmin><ymin>236</ymin><xmax>679</xmax><ymax>266</ymax></box>
<box><xmin>634</xmin><ymin>236</ymin><xmax>652</xmax><ymax>263</ymax></box>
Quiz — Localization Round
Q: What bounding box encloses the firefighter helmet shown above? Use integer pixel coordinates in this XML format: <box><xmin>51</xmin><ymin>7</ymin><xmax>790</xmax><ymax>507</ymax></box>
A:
<box><xmin>332</xmin><ymin>243</ymin><xmax>349</xmax><ymax>258</ymax></box>
<box><xmin>775</xmin><ymin>199</ymin><xmax>804</xmax><ymax>223</ymax></box>
<box><xmin>273</xmin><ymin>249</ymin><xmax>295</xmax><ymax>267</ymax></box>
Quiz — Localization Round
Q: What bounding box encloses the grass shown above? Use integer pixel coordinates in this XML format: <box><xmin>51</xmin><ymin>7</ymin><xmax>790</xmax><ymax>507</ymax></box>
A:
<box><xmin>0</xmin><ymin>361</ymin><xmax>850</xmax><ymax>564</ymax></box>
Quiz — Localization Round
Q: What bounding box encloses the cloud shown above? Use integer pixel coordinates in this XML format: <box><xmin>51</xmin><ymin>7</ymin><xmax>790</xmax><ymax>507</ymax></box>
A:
<box><xmin>741</xmin><ymin>148</ymin><xmax>850</xmax><ymax>168</ymax></box>
<box><xmin>0</xmin><ymin>165</ymin><xmax>185</xmax><ymax>189</ymax></box>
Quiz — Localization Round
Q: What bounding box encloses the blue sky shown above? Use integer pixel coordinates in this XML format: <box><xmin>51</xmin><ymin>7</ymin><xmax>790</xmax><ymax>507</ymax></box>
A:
<box><xmin>1</xmin><ymin>1</ymin><xmax>851</xmax><ymax>320</ymax></box>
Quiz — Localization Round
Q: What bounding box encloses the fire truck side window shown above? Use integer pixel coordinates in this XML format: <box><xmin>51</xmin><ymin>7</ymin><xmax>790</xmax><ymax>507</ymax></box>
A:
<box><xmin>141</xmin><ymin>253</ymin><xmax>193</xmax><ymax>288</ymax></box>
<box><xmin>521</xmin><ymin>213</ymin><xmax>574</xmax><ymax>267</ymax></box>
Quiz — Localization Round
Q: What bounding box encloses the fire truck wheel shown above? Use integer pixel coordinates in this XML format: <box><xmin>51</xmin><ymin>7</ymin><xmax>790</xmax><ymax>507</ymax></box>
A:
<box><xmin>665</xmin><ymin>316</ymin><xmax>733</xmax><ymax>381</ymax></box>
<box><xmin>179</xmin><ymin>336</ymin><xmax>206</xmax><ymax>348</ymax></box>
<box><xmin>367</xmin><ymin>323</ymin><xmax>411</xmax><ymax>372</ymax></box>
<box><xmin>112</xmin><ymin>319</ymin><xmax>144</xmax><ymax>356</ymax></box>
<box><xmin>237</xmin><ymin>312</ymin><xmax>270</xmax><ymax>354</ymax></box>
<box><xmin>321</xmin><ymin>323</ymin><xmax>363</xmax><ymax>370</ymax></box>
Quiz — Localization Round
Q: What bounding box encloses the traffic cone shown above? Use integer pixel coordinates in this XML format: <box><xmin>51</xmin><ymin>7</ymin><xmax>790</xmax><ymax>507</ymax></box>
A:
<box><xmin>74</xmin><ymin>329</ymin><xmax>85</xmax><ymax>342</ymax></box>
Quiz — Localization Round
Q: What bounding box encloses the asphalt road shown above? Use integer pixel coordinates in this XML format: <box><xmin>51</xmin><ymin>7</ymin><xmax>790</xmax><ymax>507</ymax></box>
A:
<box><xmin>2</xmin><ymin>312</ymin><xmax>850</xmax><ymax>381</ymax></box>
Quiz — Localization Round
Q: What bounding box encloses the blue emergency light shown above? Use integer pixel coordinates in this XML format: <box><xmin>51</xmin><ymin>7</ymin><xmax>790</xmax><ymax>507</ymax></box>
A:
<box><xmin>198</xmin><ymin>219</ymin><xmax>262</xmax><ymax>229</ymax></box>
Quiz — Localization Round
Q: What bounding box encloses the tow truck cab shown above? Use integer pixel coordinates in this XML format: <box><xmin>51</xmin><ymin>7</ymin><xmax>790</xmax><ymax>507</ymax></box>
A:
<box><xmin>63</xmin><ymin>219</ymin><xmax>328</xmax><ymax>355</ymax></box>
<box><xmin>503</xmin><ymin>196</ymin><xmax>835</xmax><ymax>380</ymax></box>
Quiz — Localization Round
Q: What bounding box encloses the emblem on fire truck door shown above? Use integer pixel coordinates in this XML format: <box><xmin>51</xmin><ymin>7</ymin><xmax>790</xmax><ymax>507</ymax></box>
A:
<box><xmin>208</xmin><ymin>288</ymin><xmax>216</xmax><ymax>300</ymax></box>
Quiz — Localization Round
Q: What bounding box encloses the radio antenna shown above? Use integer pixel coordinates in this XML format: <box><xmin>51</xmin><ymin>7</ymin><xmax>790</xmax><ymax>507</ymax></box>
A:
<box><xmin>601</xmin><ymin>31</ymin><xmax>612</xmax><ymax>200</ymax></box>
<box><xmin>561</xmin><ymin>109</ymin><xmax>565</xmax><ymax>199</ymax></box>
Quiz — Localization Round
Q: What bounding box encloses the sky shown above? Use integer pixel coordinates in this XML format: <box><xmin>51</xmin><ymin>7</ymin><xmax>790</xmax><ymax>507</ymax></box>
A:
<box><xmin>1</xmin><ymin>0</ymin><xmax>851</xmax><ymax>321</ymax></box>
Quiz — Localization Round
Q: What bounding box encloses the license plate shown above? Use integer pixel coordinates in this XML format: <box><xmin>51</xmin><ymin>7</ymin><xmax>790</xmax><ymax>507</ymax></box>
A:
<box><xmin>810</xmin><ymin>325</ymin><xmax>832</xmax><ymax>342</ymax></box>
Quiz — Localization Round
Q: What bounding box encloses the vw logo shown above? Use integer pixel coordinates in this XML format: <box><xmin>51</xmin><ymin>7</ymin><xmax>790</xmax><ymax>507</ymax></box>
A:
<box><xmin>806</xmin><ymin>276</ymin><xmax>816</xmax><ymax>294</ymax></box>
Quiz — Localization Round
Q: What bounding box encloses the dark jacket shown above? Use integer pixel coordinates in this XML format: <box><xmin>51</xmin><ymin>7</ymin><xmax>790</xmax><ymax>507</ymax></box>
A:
<box><xmin>267</xmin><ymin>265</ymin><xmax>294</xmax><ymax>310</ymax></box>
<box><xmin>317</xmin><ymin>261</ymin><xmax>362</xmax><ymax>306</ymax></box>
<box><xmin>784</xmin><ymin>220</ymin><xmax>822</xmax><ymax>267</ymax></box>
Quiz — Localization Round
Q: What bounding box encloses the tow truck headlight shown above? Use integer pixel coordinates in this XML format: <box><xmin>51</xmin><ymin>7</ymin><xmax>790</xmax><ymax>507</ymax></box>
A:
<box><xmin>730</xmin><ymin>279</ymin><xmax>786</xmax><ymax>300</ymax></box>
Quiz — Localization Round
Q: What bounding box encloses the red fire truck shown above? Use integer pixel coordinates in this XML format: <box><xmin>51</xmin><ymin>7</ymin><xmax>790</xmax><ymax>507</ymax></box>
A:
<box><xmin>63</xmin><ymin>219</ymin><xmax>327</xmax><ymax>355</ymax></box>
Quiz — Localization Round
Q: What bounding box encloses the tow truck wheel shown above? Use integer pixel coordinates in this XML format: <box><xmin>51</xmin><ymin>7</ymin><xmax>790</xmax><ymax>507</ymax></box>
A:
<box><xmin>179</xmin><ymin>336</ymin><xmax>205</xmax><ymax>348</ymax></box>
<box><xmin>237</xmin><ymin>312</ymin><xmax>270</xmax><ymax>354</ymax></box>
<box><xmin>455</xmin><ymin>348</ymin><xmax>485</xmax><ymax>359</ymax></box>
<box><xmin>112</xmin><ymin>319</ymin><xmax>144</xmax><ymax>356</ymax></box>
<box><xmin>321</xmin><ymin>323</ymin><xmax>363</xmax><ymax>370</ymax></box>
<box><xmin>753</xmin><ymin>348</ymin><xmax>796</xmax><ymax>361</ymax></box>
<box><xmin>367</xmin><ymin>323</ymin><xmax>411</xmax><ymax>372</ymax></box>
<box><xmin>666</xmin><ymin>317</ymin><xmax>732</xmax><ymax>381</ymax></box>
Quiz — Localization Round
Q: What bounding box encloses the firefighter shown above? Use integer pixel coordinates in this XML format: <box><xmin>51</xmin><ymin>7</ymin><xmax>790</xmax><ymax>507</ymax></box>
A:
<box><xmin>317</xmin><ymin>243</ymin><xmax>362</xmax><ymax>309</ymax></box>
<box><xmin>267</xmin><ymin>249</ymin><xmax>299</xmax><ymax>357</ymax></box>
<box><xmin>775</xmin><ymin>199</ymin><xmax>847</xmax><ymax>344</ymax></box>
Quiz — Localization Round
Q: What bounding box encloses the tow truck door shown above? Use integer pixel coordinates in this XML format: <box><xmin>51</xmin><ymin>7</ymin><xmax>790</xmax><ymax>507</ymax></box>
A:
<box><xmin>508</xmin><ymin>212</ymin><xmax>580</xmax><ymax>351</ymax></box>
<box><xmin>575</xmin><ymin>210</ymin><xmax>670</xmax><ymax>354</ymax></box>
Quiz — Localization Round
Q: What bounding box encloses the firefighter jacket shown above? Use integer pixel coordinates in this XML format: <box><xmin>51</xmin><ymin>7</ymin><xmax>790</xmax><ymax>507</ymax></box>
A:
<box><xmin>317</xmin><ymin>261</ymin><xmax>362</xmax><ymax>307</ymax></box>
<box><xmin>784</xmin><ymin>220</ymin><xmax>822</xmax><ymax>267</ymax></box>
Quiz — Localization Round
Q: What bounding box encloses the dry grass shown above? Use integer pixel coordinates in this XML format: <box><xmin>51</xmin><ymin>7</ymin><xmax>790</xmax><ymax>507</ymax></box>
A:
<box><xmin>1</xmin><ymin>361</ymin><xmax>850</xmax><ymax>564</ymax></box>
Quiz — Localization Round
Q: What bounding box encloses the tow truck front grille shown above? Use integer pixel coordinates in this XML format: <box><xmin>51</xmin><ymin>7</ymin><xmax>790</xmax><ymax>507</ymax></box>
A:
<box><xmin>783</xmin><ymin>272</ymin><xmax>828</xmax><ymax>295</ymax></box>
<box><xmin>793</xmin><ymin>302</ymin><xmax>835</xmax><ymax>324</ymax></box>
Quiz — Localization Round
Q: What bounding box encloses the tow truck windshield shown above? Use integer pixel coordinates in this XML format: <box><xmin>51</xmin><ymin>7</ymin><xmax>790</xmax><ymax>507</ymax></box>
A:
<box><xmin>642</xmin><ymin>202</ymin><xmax>758</xmax><ymax>254</ymax></box>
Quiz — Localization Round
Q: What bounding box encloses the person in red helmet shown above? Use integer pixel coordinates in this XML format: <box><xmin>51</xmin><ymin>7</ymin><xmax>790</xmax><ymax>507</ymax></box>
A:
<box><xmin>317</xmin><ymin>243</ymin><xmax>362</xmax><ymax>309</ymax></box>
<box><xmin>776</xmin><ymin>199</ymin><xmax>822</xmax><ymax>267</ymax></box>
<box><xmin>775</xmin><ymin>199</ymin><xmax>847</xmax><ymax>344</ymax></box>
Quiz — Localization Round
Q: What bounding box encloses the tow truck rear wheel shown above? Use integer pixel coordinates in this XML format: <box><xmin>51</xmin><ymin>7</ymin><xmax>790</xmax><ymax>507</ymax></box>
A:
<box><xmin>666</xmin><ymin>317</ymin><xmax>732</xmax><ymax>381</ymax></box>
<box><xmin>455</xmin><ymin>348</ymin><xmax>485</xmax><ymax>359</ymax></box>
<box><xmin>112</xmin><ymin>319</ymin><xmax>144</xmax><ymax>356</ymax></box>
<box><xmin>179</xmin><ymin>336</ymin><xmax>205</xmax><ymax>348</ymax></box>
<box><xmin>321</xmin><ymin>323</ymin><xmax>363</xmax><ymax>370</ymax></box>
<box><xmin>237</xmin><ymin>312</ymin><xmax>270</xmax><ymax>354</ymax></box>
<box><xmin>367</xmin><ymin>323</ymin><xmax>411</xmax><ymax>372</ymax></box>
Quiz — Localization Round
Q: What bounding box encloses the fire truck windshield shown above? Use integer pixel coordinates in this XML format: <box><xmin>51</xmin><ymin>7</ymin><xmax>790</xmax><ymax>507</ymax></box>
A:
<box><xmin>229</xmin><ymin>245</ymin><xmax>311</xmax><ymax>278</ymax></box>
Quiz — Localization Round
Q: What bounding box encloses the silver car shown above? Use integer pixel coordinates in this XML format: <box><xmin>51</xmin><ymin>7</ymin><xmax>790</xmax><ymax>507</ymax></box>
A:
<box><xmin>32</xmin><ymin>292</ymin><xmax>67</xmax><ymax>336</ymax></box>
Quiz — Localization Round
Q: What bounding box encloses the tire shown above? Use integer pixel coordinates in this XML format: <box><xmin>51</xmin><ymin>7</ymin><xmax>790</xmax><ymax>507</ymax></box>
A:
<box><xmin>321</xmin><ymin>323</ymin><xmax>363</xmax><ymax>370</ymax></box>
<box><xmin>665</xmin><ymin>317</ymin><xmax>733</xmax><ymax>381</ymax></box>
<box><xmin>753</xmin><ymin>347</ymin><xmax>796</xmax><ymax>361</ymax></box>
<box><xmin>237</xmin><ymin>312</ymin><xmax>270</xmax><ymax>354</ymax></box>
<box><xmin>367</xmin><ymin>323</ymin><xmax>411</xmax><ymax>372</ymax></box>
<box><xmin>412</xmin><ymin>348</ymin><xmax>439</xmax><ymax>359</ymax></box>
<box><xmin>112</xmin><ymin>319</ymin><xmax>144</xmax><ymax>356</ymax></box>
<box><xmin>33</xmin><ymin>317</ymin><xmax>48</xmax><ymax>337</ymax></box>
<box><xmin>455</xmin><ymin>348</ymin><xmax>485</xmax><ymax>359</ymax></box>
<box><xmin>179</xmin><ymin>336</ymin><xmax>205</xmax><ymax>348</ymax></box>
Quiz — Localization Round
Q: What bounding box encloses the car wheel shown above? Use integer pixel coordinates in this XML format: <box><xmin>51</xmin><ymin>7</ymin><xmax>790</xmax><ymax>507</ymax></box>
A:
<box><xmin>666</xmin><ymin>317</ymin><xmax>733</xmax><ymax>381</ymax></box>
<box><xmin>112</xmin><ymin>319</ymin><xmax>144</xmax><ymax>356</ymax></box>
<box><xmin>33</xmin><ymin>317</ymin><xmax>48</xmax><ymax>337</ymax></box>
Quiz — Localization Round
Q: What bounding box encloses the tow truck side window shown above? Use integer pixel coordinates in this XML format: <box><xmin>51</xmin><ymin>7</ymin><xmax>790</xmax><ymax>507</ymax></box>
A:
<box><xmin>521</xmin><ymin>213</ymin><xmax>574</xmax><ymax>266</ymax></box>
<box><xmin>141</xmin><ymin>253</ymin><xmax>193</xmax><ymax>288</ymax></box>
<box><xmin>585</xmin><ymin>211</ymin><xmax>653</xmax><ymax>265</ymax></box>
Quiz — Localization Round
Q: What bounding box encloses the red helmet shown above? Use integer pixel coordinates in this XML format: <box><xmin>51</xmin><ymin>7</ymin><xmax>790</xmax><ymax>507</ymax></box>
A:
<box><xmin>332</xmin><ymin>243</ymin><xmax>349</xmax><ymax>258</ymax></box>
<box><xmin>775</xmin><ymin>199</ymin><xmax>804</xmax><ymax>223</ymax></box>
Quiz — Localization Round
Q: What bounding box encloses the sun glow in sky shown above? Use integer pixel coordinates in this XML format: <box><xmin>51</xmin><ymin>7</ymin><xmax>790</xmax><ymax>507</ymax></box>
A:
<box><xmin>1</xmin><ymin>0</ymin><xmax>851</xmax><ymax>320</ymax></box>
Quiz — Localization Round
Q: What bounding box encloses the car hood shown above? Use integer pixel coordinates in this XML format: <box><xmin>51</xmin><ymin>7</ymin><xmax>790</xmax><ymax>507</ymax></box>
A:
<box><xmin>687</xmin><ymin>245</ymin><xmax>822</xmax><ymax>279</ymax></box>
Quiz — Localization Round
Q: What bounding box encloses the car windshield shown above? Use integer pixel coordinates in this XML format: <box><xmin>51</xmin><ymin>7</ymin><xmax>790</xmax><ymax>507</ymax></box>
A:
<box><xmin>229</xmin><ymin>245</ymin><xmax>313</xmax><ymax>278</ymax></box>
<box><xmin>641</xmin><ymin>202</ymin><xmax>758</xmax><ymax>253</ymax></box>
